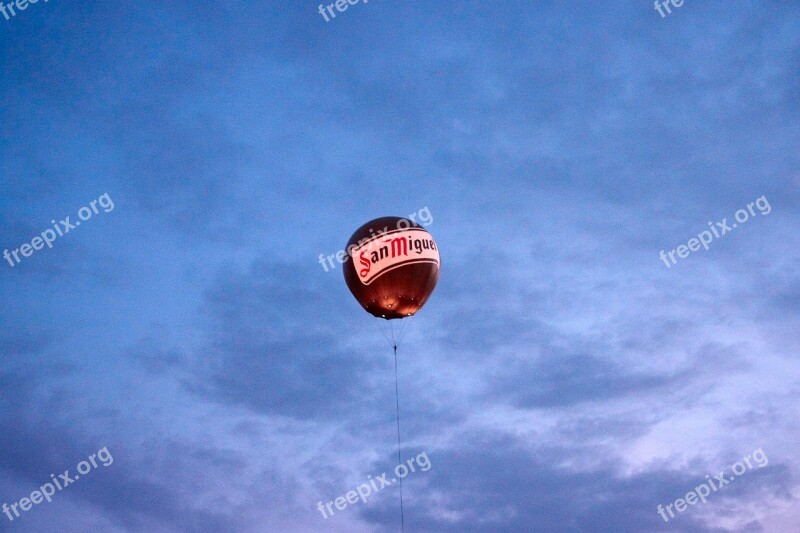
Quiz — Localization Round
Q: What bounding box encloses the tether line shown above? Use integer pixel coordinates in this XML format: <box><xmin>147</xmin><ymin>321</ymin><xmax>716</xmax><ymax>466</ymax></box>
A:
<box><xmin>393</xmin><ymin>343</ymin><xmax>405</xmax><ymax>533</ymax></box>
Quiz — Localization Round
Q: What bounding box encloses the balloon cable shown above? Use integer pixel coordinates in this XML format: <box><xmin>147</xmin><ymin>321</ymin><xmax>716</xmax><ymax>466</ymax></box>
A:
<box><xmin>393</xmin><ymin>343</ymin><xmax>405</xmax><ymax>533</ymax></box>
<box><xmin>379</xmin><ymin>320</ymin><xmax>393</xmax><ymax>347</ymax></box>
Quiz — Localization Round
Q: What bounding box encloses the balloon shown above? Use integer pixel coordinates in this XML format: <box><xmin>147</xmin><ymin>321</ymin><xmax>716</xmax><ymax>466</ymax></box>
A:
<box><xmin>343</xmin><ymin>216</ymin><xmax>440</xmax><ymax>319</ymax></box>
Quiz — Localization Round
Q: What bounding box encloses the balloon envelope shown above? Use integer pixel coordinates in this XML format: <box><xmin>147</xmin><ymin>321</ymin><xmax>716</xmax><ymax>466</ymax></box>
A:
<box><xmin>343</xmin><ymin>217</ymin><xmax>440</xmax><ymax>319</ymax></box>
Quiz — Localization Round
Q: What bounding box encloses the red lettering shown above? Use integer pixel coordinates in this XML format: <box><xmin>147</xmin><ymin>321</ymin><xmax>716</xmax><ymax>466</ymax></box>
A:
<box><xmin>359</xmin><ymin>251</ymin><xmax>371</xmax><ymax>277</ymax></box>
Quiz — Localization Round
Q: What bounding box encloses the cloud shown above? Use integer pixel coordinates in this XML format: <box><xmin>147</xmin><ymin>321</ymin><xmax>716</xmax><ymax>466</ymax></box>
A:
<box><xmin>358</xmin><ymin>433</ymin><xmax>791</xmax><ymax>533</ymax></box>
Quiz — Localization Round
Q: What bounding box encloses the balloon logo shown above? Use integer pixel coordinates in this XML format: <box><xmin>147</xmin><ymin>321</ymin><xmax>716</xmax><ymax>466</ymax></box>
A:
<box><xmin>343</xmin><ymin>216</ymin><xmax>440</xmax><ymax>319</ymax></box>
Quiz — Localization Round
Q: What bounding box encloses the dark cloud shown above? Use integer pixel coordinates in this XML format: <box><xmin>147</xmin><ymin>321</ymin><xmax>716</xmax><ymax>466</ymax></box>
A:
<box><xmin>182</xmin><ymin>261</ymin><xmax>386</xmax><ymax>422</ymax></box>
<box><xmin>360</xmin><ymin>434</ymin><xmax>791</xmax><ymax>533</ymax></box>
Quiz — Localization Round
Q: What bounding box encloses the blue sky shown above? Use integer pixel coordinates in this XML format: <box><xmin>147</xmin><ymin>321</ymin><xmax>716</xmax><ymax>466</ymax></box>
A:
<box><xmin>1</xmin><ymin>1</ymin><xmax>799</xmax><ymax>531</ymax></box>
